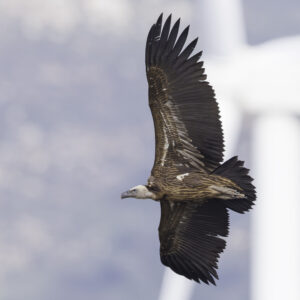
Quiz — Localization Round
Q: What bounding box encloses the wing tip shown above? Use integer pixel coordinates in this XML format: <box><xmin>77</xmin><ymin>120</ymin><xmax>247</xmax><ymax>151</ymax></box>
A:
<box><xmin>146</xmin><ymin>14</ymin><xmax>206</xmax><ymax>77</ymax></box>
<box><xmin>156</xmin><ymin>13</ymin><xmax>163</xmax><ymax>27</ymax></box>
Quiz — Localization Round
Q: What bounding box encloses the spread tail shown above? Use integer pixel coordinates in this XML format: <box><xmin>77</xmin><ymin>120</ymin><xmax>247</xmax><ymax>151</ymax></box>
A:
<box><xmin>213</xmin><ymin>156</ymin><xmax>256</xmax><ymax>213</ymax></box>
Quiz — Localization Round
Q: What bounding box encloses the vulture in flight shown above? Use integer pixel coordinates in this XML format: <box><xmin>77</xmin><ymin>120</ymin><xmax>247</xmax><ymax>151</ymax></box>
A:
<box><xmin>121</xmin><ymin>14</ymin><xmax>256</xmax><ymax>285</ymax></box>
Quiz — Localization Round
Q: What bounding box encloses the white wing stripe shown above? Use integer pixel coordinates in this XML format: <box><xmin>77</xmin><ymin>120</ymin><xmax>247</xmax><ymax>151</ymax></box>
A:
<box><xmin>160</xmin><ymin>115</ymin><xmax>169</xmax><ymax>166</ymax></box>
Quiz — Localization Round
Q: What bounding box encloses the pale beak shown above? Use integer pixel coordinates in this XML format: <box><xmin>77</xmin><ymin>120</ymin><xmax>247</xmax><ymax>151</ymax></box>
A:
<box><xmin>121</xmin><ymin>190</ymin><xmax>134</xmax><ymax>199</ymax></box>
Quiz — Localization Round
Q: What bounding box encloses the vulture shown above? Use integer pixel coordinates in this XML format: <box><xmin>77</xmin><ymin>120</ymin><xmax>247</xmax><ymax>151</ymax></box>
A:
<box><xmin>121</xmin><ymin>14</ymin><xmax>256</xmax><ymax>285</ymax></box>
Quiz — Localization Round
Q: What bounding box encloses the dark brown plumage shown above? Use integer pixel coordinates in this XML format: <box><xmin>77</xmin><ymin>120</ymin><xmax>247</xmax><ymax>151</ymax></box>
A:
<box><xmin>121</xmin><ymin>13</ymin><xmax>256</xmax><ymax>285</ymax></box>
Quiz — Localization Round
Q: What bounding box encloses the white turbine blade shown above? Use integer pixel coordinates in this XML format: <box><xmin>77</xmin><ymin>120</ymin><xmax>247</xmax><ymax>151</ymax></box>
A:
<box><xmin>158</xmin><ymin>268</ymin><xmax>194</xmax><ymax>300</ymax></box>
<box><xmin>197</xmin><ymin>0</ymin><xmax>246</xmax><ymax>57</ymax></box>
<box><xmin>251</xmin><ymin>115</ymin><xmax>300</xmax><ymax>300</ymax></box>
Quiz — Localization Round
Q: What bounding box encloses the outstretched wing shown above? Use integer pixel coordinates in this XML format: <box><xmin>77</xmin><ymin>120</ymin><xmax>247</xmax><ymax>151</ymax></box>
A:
<box><xmin>146</xmin><ymin>14</ymin><xmax>224</xmax><ymax>173</ymax></box>
<box><xmin>159</xmin><ymin>199</ymin><xmax>229</xmax><ymax>284</ymax></box>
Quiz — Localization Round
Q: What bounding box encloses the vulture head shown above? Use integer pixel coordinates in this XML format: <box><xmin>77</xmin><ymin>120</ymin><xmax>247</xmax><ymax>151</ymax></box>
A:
<box><xmin>121</xmin><ymin>185</ymin><xmax>156</xmax><ymax>199</ymax></box>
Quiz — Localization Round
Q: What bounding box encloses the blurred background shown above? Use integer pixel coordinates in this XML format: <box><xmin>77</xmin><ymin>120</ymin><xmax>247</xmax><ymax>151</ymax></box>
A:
<box><xmin>0</xmin><ymin>0</ymin><xmax>299</xmax><ymax>299</ymax></box>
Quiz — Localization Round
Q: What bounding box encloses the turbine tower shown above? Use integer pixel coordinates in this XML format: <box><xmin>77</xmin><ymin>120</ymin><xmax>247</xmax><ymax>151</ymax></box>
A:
<box><xmin>158</xmin><ymin>1</ymin><xmax>300</xmax><ymax>300</ymax></box>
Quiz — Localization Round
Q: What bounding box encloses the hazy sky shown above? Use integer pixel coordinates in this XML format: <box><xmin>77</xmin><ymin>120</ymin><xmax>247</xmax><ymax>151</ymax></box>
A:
<box><xmin>0</xmin><ymin>1</ymin><xmax>299</xmax><ymax>300</ymax></box>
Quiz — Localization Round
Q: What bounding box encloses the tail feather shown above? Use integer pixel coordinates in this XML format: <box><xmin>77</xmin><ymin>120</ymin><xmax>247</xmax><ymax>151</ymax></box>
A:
<box><xmin>213</xmin><ymin>156</ymin><xmax>256</xmax><ymax>213</ymax></box>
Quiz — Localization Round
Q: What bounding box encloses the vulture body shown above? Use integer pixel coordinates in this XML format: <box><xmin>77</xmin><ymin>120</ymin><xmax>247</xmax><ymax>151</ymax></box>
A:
<box><xmin>121</xmin><ymin>14</ymin><xmax>256</xmax><ymax>285</ymax></box>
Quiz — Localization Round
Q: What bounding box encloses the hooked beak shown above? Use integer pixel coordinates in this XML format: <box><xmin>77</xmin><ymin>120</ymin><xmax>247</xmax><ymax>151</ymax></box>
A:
<box><xmin>121</xmin><ymin>190</ymin><xmax>134</xmax><ymax>199</ymax></box>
